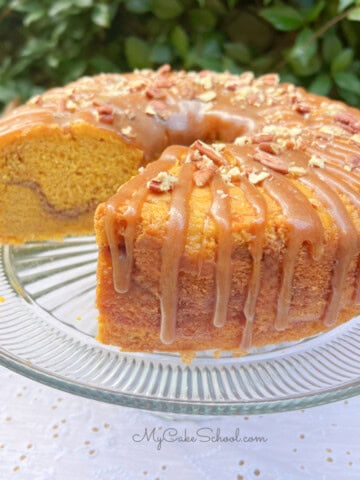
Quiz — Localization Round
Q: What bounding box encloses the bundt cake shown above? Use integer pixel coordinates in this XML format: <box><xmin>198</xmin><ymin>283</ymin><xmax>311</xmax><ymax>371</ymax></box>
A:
<box><xmin>1</xmin><ymin>66</ymin><xmax>360</xmax><ymax>352</ymax></box>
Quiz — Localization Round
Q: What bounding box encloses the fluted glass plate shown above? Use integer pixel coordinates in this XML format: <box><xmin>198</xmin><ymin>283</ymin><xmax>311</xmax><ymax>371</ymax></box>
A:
<box><xmin>0</xmin><ymin>236</ymin><xmax>360</xmax><ymax>415</ymax></box>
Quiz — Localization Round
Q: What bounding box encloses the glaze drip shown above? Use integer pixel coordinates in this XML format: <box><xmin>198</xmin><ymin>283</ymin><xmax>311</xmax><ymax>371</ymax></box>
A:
<box><xmin>238</xmin><ymin>178</ymin><xmax>267</xmax><ymax>350</ymax></box>
<box><xmin>261</xmin><ymin>173</ymin><xmax>324</xmax><ymax>331</ymax></box>
<box><xmin>159</xmin><ymin>161</ymin><xmax>194</xmax><ymax>344</ymax></box>
<box><xmin>105</xmin><ymin>158</ymin><xmax>175</xmax><ymax>293</ymax></box>
<box><xmin>210</xmin><ymin>174</ymin><xmax>233</xmax><ymax>328</ymax></box>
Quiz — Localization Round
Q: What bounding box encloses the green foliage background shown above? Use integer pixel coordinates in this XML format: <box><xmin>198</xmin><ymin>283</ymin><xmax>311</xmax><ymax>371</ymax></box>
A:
<box><xmin>0</xmin><ymin>0</ymin><xmax>360</xmax><ymax>109</ymax></box>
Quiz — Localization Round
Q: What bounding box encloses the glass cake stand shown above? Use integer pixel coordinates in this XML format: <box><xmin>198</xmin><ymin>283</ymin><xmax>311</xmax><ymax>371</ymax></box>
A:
<box><xmin>0</xmin><ymin>236</ymin><xmax>359</xmax><ymax>415</ymax></box>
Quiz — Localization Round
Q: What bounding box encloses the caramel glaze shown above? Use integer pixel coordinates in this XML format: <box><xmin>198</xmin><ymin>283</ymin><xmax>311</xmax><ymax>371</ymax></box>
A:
<box><xmin>3</xmin><ymin>66</ymin><xmax>359</xmax><ymax>350</ymax></box>
<box><xmin>98</xmin><ymin>68</ymin><xmax>360</xmax><ymax>351</ymax></box>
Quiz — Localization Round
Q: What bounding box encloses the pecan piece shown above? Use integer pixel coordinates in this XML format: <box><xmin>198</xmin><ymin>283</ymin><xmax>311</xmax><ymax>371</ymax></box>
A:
<box><xmin>258</xmin><ymin>142</ymin><xmax>281</xmax><ymax>155</ymax></box>
<box><xmin>253</xmin><ymin>151</ymin><xmax>289</xmax><ymax>174</ymax></box>
<box><xmin>157</xmin><ymin>64</ymin><xmax>171</xmax><ymax>75</ymax></box>
<box><xmin>295</xmin><ymin>103</ymin><xmax>311</xmax><ymax>114</ymax></box>
<box><xmin>147</xmin><ymin>171</ymin><xmax>177</xmax><ymax>193</ymax></box>
<box><xmin>145</xmin><ymin>86</ymin><xmax>166</xmax><ymax>99</ymax></box>
<box><xmin>193</xmin><ymin>165</ymin><xmax>216</xmax><ymax>187</ymax></box>
<box><xmin>334</xmin><ymin>112</ymin><xmax>360</xmax><ymax>134</ymax></box>
<box><xmin>190</xmin><ymin>140</ymin><xmax>225</xmax><ymax>166</ymax></box>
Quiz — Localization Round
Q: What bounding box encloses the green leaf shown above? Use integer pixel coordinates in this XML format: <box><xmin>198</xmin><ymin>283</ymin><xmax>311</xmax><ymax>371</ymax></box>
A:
<box><xmin>222</xmin><ymin>57</ymin><xmax>243</xmax><ymax>73</ymax></box>
<box><xmin>334</xmin><ymin>71</ymin><xmax>360</xmax><ymax>93</ymax></box>
<box><xmin>322</xmin><ymin>33</ymin><xmax>342</xmax><ymax>64</ymax></box>
<box><xmin>125</xmin><ymin>0</ymin><xmax>151</xmax><ymax>14</ymax></box>
<box><xmin>303</xmin><ymin>0</ymin><xmax>325</xmax><ymax>22</ymax></box>
<box><xmin>259</xmin><ymin>5</ymin><xmax>303</xmax><ymax>31</ymax></box>
<box><xmin>23</xmin><ymin>9</ymin><xmax>44</xmax><ymax>26</ymax></box>
<box><xmin>347</xmin><ymin>6</ymin><xmax>360</xmax><ymax>20</ymax></box>
<box><xmin>224</xmin><ymin>42</ymin><xmax>251</xmax><ymax>64</ymax></box>
<box><xmin>124</xmin><ymin>36</ymin><xmax>151</xmax><ymax>69</ymax></box>
<box><xmin>170</xmin><ymin>25</ymin><xmax>189</xmax><ymax>58</ymax></box>
<box><xmin>74</xmin><ymin>0</ymin><xmax>92</xmax><ymax>7</ymax></box>
<box><xmin>92</xmin><ymin>4</ymin><xmax>111</xmax><ymax>28</ymax></box>
<box><xmin>190</xmin><ymin>9</ymin><xmax>217</xmax><ymax>32</ymax></box>
<box><xmin>331</xmin><ymin>48</ymin><xmax>354</xmax><ymax>74</ymax></box>
<box><xmin>151</xmin><ymin>0</ymin><xmax>183</xmax><ymax>19</ymax></box>
<box><xmin>338</xmin><ymin>88</ymin><xmax>360</xmax><ymax>107</ymax></box>
<box><xmin>309</xmin><ymin>73</ymin><xmax>332</xmax><ymax>96</ymax></box>
<box><xmin>150</xmin><ymin>44</ymin><xmax>173</xmax><ymax>64</ymax></box>
<box><xmin>48</xmin><ymin>0</ymin><xmax>73</xmax><ymax>17</ymax></box>
<box><xmin>338</xmin><ymin>0</ymin><xmax>355</xmax><ymax>12</ymax></box>
<box><xmin>287</xmin><ymin>28</ymin><xmax>317</xmax><ymax>67</ymax></box>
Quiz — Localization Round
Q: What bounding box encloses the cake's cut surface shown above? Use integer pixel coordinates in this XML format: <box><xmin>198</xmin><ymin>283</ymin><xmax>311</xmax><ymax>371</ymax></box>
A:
<box><xmin>95</xmin><ymin>132</ymin><xmax>360</xmax><ymax>352</ymax></box>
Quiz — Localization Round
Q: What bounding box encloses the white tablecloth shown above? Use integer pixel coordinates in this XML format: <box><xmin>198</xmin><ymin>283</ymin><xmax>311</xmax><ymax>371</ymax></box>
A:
<box><xmin>0</xmin><ymin>365</ymin><xmax>359</xmax><ymax>479</ymax></box>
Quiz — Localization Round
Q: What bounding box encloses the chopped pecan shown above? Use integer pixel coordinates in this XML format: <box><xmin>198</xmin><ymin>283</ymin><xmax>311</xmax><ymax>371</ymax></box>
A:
<box><xmin>255</xmin><ymin>73</ymin><xmax>279</xmax><ymax>87</ymax></box>
<box><xmin>28</xmin><ymin>94</ymin><xmax>42</xmax><ymax>107</ymax></box>
<box><xmin>154</xmin><ymin>77</ymin><xmax>174</xmax><ymax>88</ymax></box>
<box><xmin>120</xmin><ymin>126</ymin><xmax>135</xmax><ymax>138</ymax></box>
<box><xmin>224</xmin><ymin>81</ymin><xmax>238</xmax><ymax>91</ymax></box>
<box><xmin>147</xmin><ymin>171</ymin><xmax>177</xmax><ymax>193</ymax></box>
<box><xmin>258</xmin><ymin>142</ymin><xmax>281</xmax><ymax>155</ymax></box>
<box><xmin>309</xmin><ymin>155</ymin><xmax>325</xmax><ymax>168</ymax></box>
<box><xmin>248</xmin><ymin>171</ymin><xmax>270</xmax><ymax>184</ymax></box>
<box><xmin>349</xmin><ymin>155</ymin><xmax>360</xmax><ymax>170</ymax></box>
<box><xmin>190</xmin><ymin>140</ymin><xmax>225</xmax><ymax>166</ymax></box>
<box><xmin>252</xmin><ymin>134</ymin><xmax>274</xmax><ymax>144</ymax></box>
<box><xmin>145</xmin><ymin>101</ymin><xmax>169</xmax><ymax>119</ymax></box>
<box><xmin>334</xmin><ymin>111</ymin><xmax>360</xmax><ymax>134</ymax></box>
<box><xmin>157</xmin><ymin>64</ymin><xmax>171</xmax><ymax>75</ymax></box>
<box><xmin>193</xmin><ymin>165</ymin><xmax>216</xmax><ymax>187</ymax></box>
<box><xmin>196</xmin><ymin>91</ymin><xmax>217</xmax><ymax>102</ymax></box>
<box><xmin>295</xmin><ymin>103</ymin><xmax>311</xmax><ymax>114</ymax></box>
<box><xmin>253</xmin><ymin>150</ymin><xmax>289</xmax><ymax>174</ymax></box>
<box><xmin>96</xmin><ymin>104</ymin><xmax>114</xmax><ymax>124</ymax></box>
<box><xmin>145</xmin><ymin>86</ymin><xmax>166</xmax><ymax>99</ymax></box>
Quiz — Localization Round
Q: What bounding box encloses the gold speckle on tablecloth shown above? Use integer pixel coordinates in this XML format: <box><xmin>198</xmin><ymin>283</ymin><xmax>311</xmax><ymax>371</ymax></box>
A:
<box><xmin>237</xmin><ymin>475</ymin><xmax>244</xmax><ymax>480</ymax></box>
<box><xmin>0</xmin><ymin>296</ymin><xmax>5</xmax><ymax>303</ymax></box>
<box><xmin>326</xmin><ymin>448</ymin><xmax>332</xmax><ymax>453</ymax></box>
<box><xmin>26</xmin><ymin>444</ymin><xmax>32</xmax><ymax>450</ymax></box>
<box><xmin>299</xmin><ymin>434</ymin><xmax>305</xmax><ymax>440</ymax></box>
<box><xmin>84</xmin><ymin>440</ymin><xmax>91</xmax><ymax>446</ymax></box>
<box><xmin>92</xmin><ymin>427</ymin><xmax>99</xmax><ymax>433</ymax></box>
<box><xmin>53</xmin><ymin>434</ymin><xmax>59</xmax><ymax>439</ymax></box>
<box><xmin>239</xmin><ymin>460</ymin><xmax>245</xmax><ymax>466</ymax></box>
<box><xmin>19</xmin><ymin>455</ymin><xmax>26</xmax><ymax>461</ymax></box>
<box><xmin>89</xmin><ymin>450</ymin><xmax>96</xmax><ymax>456</ymax></box>
<box><xmin>161</xmin><ymin>465</ymin><xmax>167</xmax><ymax>470</ymax></box>
<box><xmin>76</xmin><ymin>316</ymin><xmax>82</xmax><ymax>321</ymax></box>
<box><xmin>13</xmin><ymin>466</ymin><xmax>20</xmax><ymax>472</ymax></box>
<box><xmin>326</xmin><ymin>457</ymin><xmax>333</xmax><ymax>463</ymax></box>
<box><xmin>104</xmin><ymin>423</ymin><xmax>110</xmax><ymax>429</ymax></box>
<box><xmin>254</xmin><ymin>469</ymin><xmax>261</xmax><ymax>476</ymax></box>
